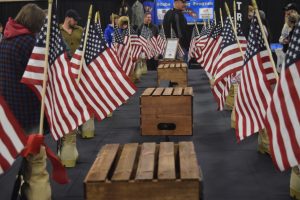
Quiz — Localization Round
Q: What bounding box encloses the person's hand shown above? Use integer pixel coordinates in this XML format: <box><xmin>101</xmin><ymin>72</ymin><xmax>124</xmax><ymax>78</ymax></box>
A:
<box><xmin>283</xmin><ymin>38</ymin><xmax>290</xmax><ymax>44</ymax></box>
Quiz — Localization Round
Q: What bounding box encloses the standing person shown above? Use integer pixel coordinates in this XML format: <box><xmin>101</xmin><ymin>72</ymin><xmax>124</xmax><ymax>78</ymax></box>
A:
<box><xmin>60</xmin><ymin>9</ymin><xmax>83</xmax><ymax>55</ymax></box>
<box><xmin>138</xmin><ymin>12</ymin><xmax>158</xmax><ymax>36</ymax></box>
<box><xmin>279</xmin><ymin>3</ymin><xmax>299</xmax><ymax>52</ymax></box>
<box><xmin>59</xmin><ymin>9</ymin><xmax>92</xmax><ymax>168</ymax></box>
<box><xmin>104</xmin><ymin>14</ymin><xmax>119</xmax><ymax>48</ymax></box>
<box><xmin>163</xmin><ymin>0</ymin><xmax>189</xmax><ymax>51</ymax></box>
<box><xmin>0</xmin><ymin>4</ymin><xmax>50</xmax><ymax>200</ymax></box>
<box><xmin>0</xmin><ymin>22</ymin><xmax>3</xmax><ymax>41</ymax></box>
<box><xmin>138</xmin><ymin>12</ymin><xmax>159</xmax><ymax>70</ymax></box>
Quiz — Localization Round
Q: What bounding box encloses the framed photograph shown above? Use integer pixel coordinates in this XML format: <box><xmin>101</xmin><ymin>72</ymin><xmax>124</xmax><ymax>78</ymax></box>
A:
<box><xmin>164</xmin><ymin>38</ymin><xmax>179</xmax><ymax>60</ymax></box>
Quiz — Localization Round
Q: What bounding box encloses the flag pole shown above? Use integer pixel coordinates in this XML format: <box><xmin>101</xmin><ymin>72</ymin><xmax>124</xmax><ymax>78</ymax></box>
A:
<box><xmin>233</xmin><ymin>0</ymin><xmax>237</xmax><ymax>30</ymax></box>
<box><xmin>39</xmin><ymin>0</ymin><xmax>53</xmax><ymax>135</ymax></box>
<box><xmin>207</xmin><ymin>16</ymin><xmax>211</xmax><ymax>28</ymax></box>
<box><xmin>194</xmin><ymin>19</ymin><xmax>200</xmax><ymax>35</ymax></box>
<box><xmin>252</xmin><ymin>0</ymin><xmax>279</xmax><ymax>81</ymax></box>
<box><xmin>220</xmin><ymin>8</ymin><xmax>224</xmax><ymax>27</ymax></box>
<box><xmin>225</xmin><ymin>2</ymin><xmax>245</xmax><ymax>60</ymax></box>
<box><xmin>127</xmin><ymin>17</ymin><xmax>134</xmax><ymax>74</ymax></box>
<box><xmin>97</xmin><ymin>11</ymin><xmax>101</xmax><ymax>27</ymax></box>
<box><xmin>77</xmin><ymin>5</ymin><xmax>93</xmax><ymax>84</ymax></box>
<box><xmin>94</xmin><ymin>11</ymin><xmax>98</xmax><ymax>24</ymax></box>
<box><xmin>214</xmin><ymin>11</ymin><xmax>217</xmax><ymax>25</ymax></box>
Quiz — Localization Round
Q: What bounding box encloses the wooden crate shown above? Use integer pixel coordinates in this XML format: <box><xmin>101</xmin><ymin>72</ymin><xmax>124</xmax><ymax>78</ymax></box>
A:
<box><xmin>140</xmin><ymin>87</ymin><xmax>193</xmax><ymax>136</ymax></box>
<box><xmin>84</xmin><ymin>142</ymin><xmax>202</xmax><ymax>200</ymax></box>
<box><xmin>157</xmin><ymin>62</ymin><xmax>188</xmax><ymax>87</ymax></box>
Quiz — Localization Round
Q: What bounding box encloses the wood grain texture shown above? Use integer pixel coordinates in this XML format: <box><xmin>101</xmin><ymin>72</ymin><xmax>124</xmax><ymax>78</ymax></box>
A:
<box><xmin>141</xmin><ymin>88</ymin><xmax>155</xmax><ymax>96</ymax></box>
<box><xmin>162</xmin><ymin>88</ymin><xmax>174</xmax><ymax>96</ymax></box>
<box><xmin>179</xmin><ymin>142</ymin><xmax>200</xmax><ymax>180</ymax></box>
<box><xmin>84</xmin><ymin>144</ymin><xmax>119</xmax><ymax>182</ymax></box>
<box><xmin>112</xmin><ymin>143</ymin><xmax>139</xmax><ymax>181</ymax></box>
<box><xmin>158</xmin><ymin>142</ymin><xmax>176</xmax><ymax>180</ymax></box>
<box><xmin>135</xmin><ymin>143</ymin><xmax>156</xmax><ymax>181</ymax></box>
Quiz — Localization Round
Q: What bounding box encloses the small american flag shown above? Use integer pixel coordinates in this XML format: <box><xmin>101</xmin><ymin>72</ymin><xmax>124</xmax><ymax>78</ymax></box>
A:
<box><xmin>170</xmin><ymin>28</ymin><xmax>185</xmax><ymax>58</ymax></box>
<box><xmin>265</xmin><ymin>21</ymin><xmax>300</xmax><ymax>171</ymax></box>
<box><xmin>113</xmin><ymin>27</ymin><xmax>124</xmax><ymax>46</ymax></box>
<box><xmin>71</xmin><ymin>23</ymin><xmax>137</xmax><ymax>120</ymax></box>
<box><xmin>129</xmin><ymin>27</ymin><xmax>142</xmax><ymax>61</ymax></box>
<box><xmin>149</xmin><ymin>29</ymin><xmax>158</xmax><ymax>57</ymax></box>
<box><xmin>157</xmin><ymin>26</ymin><xmax>167</xmax><ymax>55</ymax></box>
<box><xmin>113</xmin><ymin>28</ymin><xmax>134</xmax><ymax>75</ymax></box>
<box><xmin>188</xmin><ymin>25</ymin><xmax>200</xmax><ymax>61</ymax></box>
<box><xmin>140</xmin><ymin>25</ymin><xmax>153</xmax><ymax>59</ymax></box>
<box><xmin>21</xmin><ymin>14</ymin><xmax>91</xmax><ymax>141</ymax></box>
<box><xmin>0</xmin><ymin>96</ymin><xmax>27</xmax><ymax>174</ymax></box>
<box><xmin>235</xmin><ymin>16</ymin><xmax>276</xmax><ymax>141</ymax></box>
<box><xmin>195</xmin><ymin>22</ymin><xmax>215</xmax><ymax>51</ymax></box>
<box><xmin>214</xmin><ymin>18</ymin><xmax>245</xmax><ymax>85</ymax></box>
<box><xmin>211</xmin><ymin>75</ymin><xmax>232</xmax><ymax>111</ymax></box>
<box><xmin>197</xmin><ymin>23</ymin><xmax>223</xmax><ymax>76</ymax></box>
<box><xmin>95</xmin><ymin>22</ymin><xmax>104</xmax><ymax>40</ymax></box>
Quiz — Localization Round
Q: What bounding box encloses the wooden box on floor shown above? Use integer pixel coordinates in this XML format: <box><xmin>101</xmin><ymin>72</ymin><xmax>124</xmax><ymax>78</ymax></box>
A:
<box><xmin>157</xmin><ymin>61</ymin><xmax>188</xmax><ymax>87</ymax></box>
<box><xmin>84</xmin><ymin>142</ymin><xmax>202</xmax><ymax>200</ymax></box>
<box><xmin>140</xmin><ymin>87</ymin><xmax>193</xmax><ymax>136</ymax></box>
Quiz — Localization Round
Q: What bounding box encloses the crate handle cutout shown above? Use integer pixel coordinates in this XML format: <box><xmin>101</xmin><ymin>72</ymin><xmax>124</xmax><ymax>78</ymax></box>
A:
<box><xmin>169</xmin><ymin>81</ymin><xmax>179</xmax><ymax>87</ymax></box>
<box><xmin>157</xmin><ymin>123</ymin><xmax>176</xmax><ymax>130</ymax></box>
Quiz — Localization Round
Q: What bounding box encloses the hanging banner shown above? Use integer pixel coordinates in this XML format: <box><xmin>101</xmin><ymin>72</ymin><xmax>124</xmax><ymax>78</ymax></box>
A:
<box><xmin>156</xmin><ymin>0</ymin><xmax>215</xmax><ymax>24</ymax></box>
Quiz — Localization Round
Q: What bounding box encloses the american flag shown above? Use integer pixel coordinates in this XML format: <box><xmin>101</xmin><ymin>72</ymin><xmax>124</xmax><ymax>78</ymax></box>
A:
<box><xmin>113</xmin><ymin>28</ymin><xmax>134</xmax><ymax>75</ymax></box>
<box><xmin>170</xmin><ymin>28</ymin><xmax>185</xmax><ymax>58</ymax></box>
<box><xmin>265</xmin><ymin>21</ymin><xmax>300</xmax><ymax>171</ymax></box>
<box><xmin>21</xmin><ymin>14</ymin><xmax>91</xmax><ymax>141</ymax></box>
<box><xmin>157</xmin><ymin>26</ymin><xmax>167</xmax><ymax>55</ymax></box>
<box><xmin>0</xmin><ymin>96</ymin><xmax>27</xmax><ymax>174</ymax></box>
<box><xmin>140</xmin><ymin>25</ymin><xmax>153</xmax><ymax>59</ymax></box>
<box><xmin>113</xmin><ymin>26</ymin><xmax>124</xmax><ymax>46</ymax></box>
<box><xmin>95</xmin><ymin>22</ymin><xmax>104</xmax><ymax>40</ymax></box>
<box><xmin>235</xmin><ymin>17</ymin><xmax>276</xmax><ymax>141</ymax></box>
<box><xmin>214</xmin><ymin>18</ymin><xmax>245</xmax><ymax>85</ymax></box>
<box><xmin>212</xmin><ymin>75</ymin><xmax>232</xmax><ymax>111</ymax></box>
<box><xmin>149</xmin><ymin>29</ymin><xmax>158</xmax><ymax>57</ymax></box>
<box><xmin>195</xmin><ymin>22</ymin><xmax>215</xmax><ymax>51</ymax></box>
<box><xmin>128</xmin><ymin>27</ymin><xmax>142</xmax><ymax>61</ymax></box>
<box><xmin>188</xmin><ymin>24</ymin><xmax>200</xmax><ymax>61</ymax></box>
<box><xmin>71</xmin><ymin>23</ymin><xmax>137</xmax><ymax>120</ymax></box>
<box><xmin>197</xmin><ymin>23</ymin><xmax>223</xmax><ymax>76</ymax></box>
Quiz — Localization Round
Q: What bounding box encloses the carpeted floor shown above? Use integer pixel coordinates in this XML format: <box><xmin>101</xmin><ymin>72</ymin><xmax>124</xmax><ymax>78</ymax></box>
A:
<box><xmin>0</xmin><ymin>69</ymin><xmax>292</xmax><ymax>200</ymax></box>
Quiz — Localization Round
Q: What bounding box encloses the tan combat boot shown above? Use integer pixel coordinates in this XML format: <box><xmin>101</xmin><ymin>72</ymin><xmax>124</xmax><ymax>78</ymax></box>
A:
<box><xmin>81</xmin><ymin>118</ymin><xmax>95</xmax><ymax>139</ymax></box>
<box><xmin>141</xmin><ymin>59</ymin><xmax>147</xmax><ymax>75</ymax></box>
<box><xmin>21</xmin><ymin>146</ymin><xmax>51</xmax><ymax>200</ymax></box>
<box><xmin>291</xmin><ymin>166</ymin><xmax>300</xmax><ymax>200</ymax></box>
<box><xmin>258</xmin><ymin>129</ymin><xmax>270</xmax><ymax>154</ymax></box>
<box><xmin>59</xmin><ymin>130</ymin><xmax>78</xmax><ymax>168</ymax></box>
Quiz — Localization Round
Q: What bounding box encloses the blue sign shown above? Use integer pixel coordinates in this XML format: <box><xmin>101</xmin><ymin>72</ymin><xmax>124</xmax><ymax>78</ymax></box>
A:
<box><xmin>156</xmin><ymin>0</ymin><xmax>215</xmax><ymax>24</ymax></box>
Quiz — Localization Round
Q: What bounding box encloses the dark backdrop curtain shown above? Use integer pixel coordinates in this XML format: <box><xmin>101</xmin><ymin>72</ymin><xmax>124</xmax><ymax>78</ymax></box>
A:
<box><xmin>0</xmin><ymin>0</ymin><xmax>300</xmax><ymax>43</ymax></box>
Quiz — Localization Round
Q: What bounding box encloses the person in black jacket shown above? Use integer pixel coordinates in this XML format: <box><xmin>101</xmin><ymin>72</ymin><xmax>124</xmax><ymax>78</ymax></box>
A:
<box><xmin>138</xmin><ymin>12</ymin><xmax>158</xmax><ymax>37</ymax></box>
<box><xmin>163</xmin><ymin>0</ymin><xmax>189</xmax><ymax>50</ymax></box>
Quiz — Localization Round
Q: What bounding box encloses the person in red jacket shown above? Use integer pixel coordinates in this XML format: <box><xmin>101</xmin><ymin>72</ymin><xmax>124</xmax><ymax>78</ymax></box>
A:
<box><xmin>0</xmin><ymin>4</ymin><xmax>50</xmax><ymax>200</ymax></box>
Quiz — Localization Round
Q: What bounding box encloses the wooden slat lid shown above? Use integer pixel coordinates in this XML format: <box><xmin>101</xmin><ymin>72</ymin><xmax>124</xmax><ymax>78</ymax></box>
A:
<box><xmin>158</xmin><ymin>142</ymin><xmax>176</xmax><ymax>180</ymax></box>
<box><xmin>85</xmin><ymin>144</ymin><xmax>120</xmax><ymax>182</ymax></box>
<box><xmin>173</xmin><ymin>87</ymin><xmax>183</xmax><ymax>96</ymax></box>
<box><xmin>141</xmin><ymin>88</ymin><xmax>155</xmax><ymax>96</ymax></box>
<box><xmin>179</xmin><ymin>142</ymin><xmax>200</xmax><ymax>180</ymax></box>
<box><xmin>162</xmin><ymin>88</ymin><xmax>174</xmax><ymax>96</ymax></box>
<box><xmin>112</xmin><ymin>143</ymin><xmax>139</xmax><ymax>181</ymax></box>
<box><xmin>183</xmin><ymin>87</ymin><xmax>193</xmax><ymax>96</ymax></box>
<box><xmin>135</xmin><ymin>143</ymin><xmax>156</xmax><ymax>181</ymax></box>
<box><xmin>152</xmin><ymin>88</ymin><xmax>164</xmax><ymax>96</ymax></box>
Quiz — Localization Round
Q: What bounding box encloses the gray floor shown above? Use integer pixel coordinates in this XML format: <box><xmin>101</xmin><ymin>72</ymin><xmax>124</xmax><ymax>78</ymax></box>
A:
<box><xmin>0</xmin><ymin>69</ymin><xmax>292</xmax><ymax>200</ymax></box>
